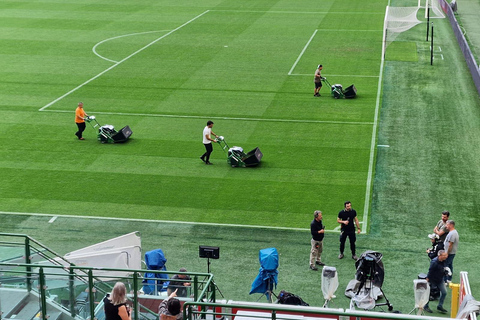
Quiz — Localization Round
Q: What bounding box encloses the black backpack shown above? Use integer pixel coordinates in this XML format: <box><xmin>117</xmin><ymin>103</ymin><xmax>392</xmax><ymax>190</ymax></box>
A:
<box><xmin>277</xmin><ymin>290</ymin><xmax>309</xmax><ymax>306</ymax></box>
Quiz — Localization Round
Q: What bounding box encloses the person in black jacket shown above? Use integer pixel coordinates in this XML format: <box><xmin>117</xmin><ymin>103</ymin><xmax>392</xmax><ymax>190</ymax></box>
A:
<box><xmin>310</xmin><ymin>210</ymin><xmax>325</xmax><ymax>271</ymax></box>
<box><xmin>427</xmin><ymin>233</ymin><xmax>444</xmax><ymax>260</ymax></box>
<box><xmin>424</xmin><ymin>250</ymin><xmax>449</xmax><ymax>314</ymax></box>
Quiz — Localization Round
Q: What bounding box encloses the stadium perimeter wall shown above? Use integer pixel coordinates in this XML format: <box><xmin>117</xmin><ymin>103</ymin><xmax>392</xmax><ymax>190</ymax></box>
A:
<box><xmin>440</xmin><ymin>0</ymin><xmax>480</xmax><ymax>97</ymax></box>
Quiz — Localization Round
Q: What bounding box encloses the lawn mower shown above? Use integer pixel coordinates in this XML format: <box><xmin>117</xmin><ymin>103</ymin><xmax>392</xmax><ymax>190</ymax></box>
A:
<box><xmin>216</xmin><ymin>136</ymin><xmax>263</xmax><ymax>167</ymax></box>
<box><xmin>321</xmin><ymin>77</ymin><xmax>357</xmax><ymax>99</ymax></box>
<box><xmin>85</xmin><ymin>115</ymin><xmax>132</xmax><ymax>143</ymax></box>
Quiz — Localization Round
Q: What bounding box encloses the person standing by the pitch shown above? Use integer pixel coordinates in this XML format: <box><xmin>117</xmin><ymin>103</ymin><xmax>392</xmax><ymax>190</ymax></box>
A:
<box><xmin>337</xmin><ymin>201</ymin><xmax>361</xmax><ymax>260</ymax></box>
<box><xmin>75</xmin><ymin>102</ymin><xmax>89</xmax><ymax>140</ymax></box>
<box><xmin>314</xmin><ymin>64</ymin><xmax>323</xmax><ymax>97</ymax></box>
<box><xmin>309</xmin><ymin>210</ymin><xmax>325</xmax><ymax>271</ymax></box>
<box><xmin>200</xmin><ymin>120</ymin><xmax>218</xmax><ymax>165</ymax></box>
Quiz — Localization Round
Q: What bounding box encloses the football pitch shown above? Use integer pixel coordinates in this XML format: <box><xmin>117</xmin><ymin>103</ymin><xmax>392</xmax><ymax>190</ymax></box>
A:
<box><xmin>2</xmin><ymin>0</ymin><xmax>480</xmax><ymax>313</ymax></box>
<box><xmin>0</xmin><ymin>0</ymin><xmax>387</xmax><ymax>230</ymax></box>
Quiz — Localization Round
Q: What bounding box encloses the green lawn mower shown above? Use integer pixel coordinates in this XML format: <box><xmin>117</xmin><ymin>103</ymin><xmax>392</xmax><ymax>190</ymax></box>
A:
<box><xmin>321</xmin><ymin>77</ymin><xmax>357</xmax><ymax>99</ymax></box>
<box><xmin>216</xmin><ymin>136</ymin><xmax>263</xmax><ymax>167</ymax></box>
<box><xmin>85</xmin><ymin>115</ymin><xmax>132</xmax><ymax>143</ymax></box>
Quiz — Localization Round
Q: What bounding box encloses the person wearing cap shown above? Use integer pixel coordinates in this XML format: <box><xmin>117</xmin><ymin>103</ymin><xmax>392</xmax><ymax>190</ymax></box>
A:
<box><xmin>200</xmin><ymin>120</ymin><xmax>218</xmax><ymax>165</ymax></box>
<box><xmin>426</xmin><ymin>233</ymin><xmax>444</xmax><ymax>260</ymax></box>
<box><xmin>314</xmin><ymin>64</ymin><xmax>323</xmax><ymax>97</ymax></box>
<box><xmin>309</xmin><ymin>210</ymin><xmax>325</xmax><ymax>271</ymax></box>
<box><xmin>167</xmin><ymin>268</ymin><xmax>191</xmax><ymax>297</ymax></box>
<box><xmin>75</xmin><ymin>102</ymin><xmax>89</xmax><ymax>140</ymax></box>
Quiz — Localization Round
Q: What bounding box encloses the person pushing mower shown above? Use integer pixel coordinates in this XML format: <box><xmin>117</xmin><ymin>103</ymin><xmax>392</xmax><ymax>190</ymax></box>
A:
<box><xmin>314</xmin><ymin>64</ymin><xmax>324</xmax><ymax>97</ymax></box>
<box><xmin>200</xmin><ymin>120</ymin><xmax>219</xmax><ymax>165</ymax></box>
<box><xmin>75</xmin><ymin>102</ymin><xmax>89</xmax><ymax>140</ymax></box>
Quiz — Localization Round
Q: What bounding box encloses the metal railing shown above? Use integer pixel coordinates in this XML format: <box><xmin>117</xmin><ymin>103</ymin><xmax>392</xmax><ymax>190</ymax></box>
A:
<box><xmin>0</xmin><ymin>262</ymin><xmax>215</xmax><ymax>320</ymax></box>
<box><xmin>0</xmin><ymin>233</ymin><xmax>216</xmax><ymax>320</ymax></box>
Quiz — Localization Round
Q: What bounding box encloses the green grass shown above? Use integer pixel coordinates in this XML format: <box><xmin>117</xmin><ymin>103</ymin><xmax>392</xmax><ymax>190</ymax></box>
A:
<box><xmin>1</xmin><ymin>0</ymin><xmax>480</xmax><ymax>315</ymax></box>
<box><xmin>0</xmin><ymin>0</ymin><xmax>386</xmax><ymax>230</ymax></box>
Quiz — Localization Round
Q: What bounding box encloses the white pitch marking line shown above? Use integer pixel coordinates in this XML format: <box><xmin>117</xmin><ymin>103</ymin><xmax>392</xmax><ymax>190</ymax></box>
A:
<box><xmin>289</xmin><ymin>74</ymin><xmax>379</xmax><ymax>78</ymax></box>
<box><xmin>41</xmin><ymin>109</ymin><xmax>374</xmax><ymax>125</ymax></box>
<box><xmin>48</xmin><ymin>216</ymin><xmax>58</xmax><ymax>223</ymax></box>
<box><xmin>92</xmin><ymin>30</ymin><xmax>171</xmax><ymax>63</ymax></box>
<box><xmin>210</xmin><ymin>9</ymin><xmax>384</xmax><ymax>15</ymax></box>
<box><xmin>362</xmin><ymin>32</ymin><xmax>385</xmax><ymax>234</ymax></box>
<box><xmin>39</xmin><ymin>10</ymin><xmax>210</xmax><ymax>112</ymax></box>
<box><xmin>378</xmin><ymin>144</ymin><xmax>390</xmax><ymax>147</ymax></box>
<box><xmin>288</xmin><ymin>29</ymin><xmax>317</xmax><ymax>75</ymax></box>
<box><xmin>0</xmin><ymin>211</ymin><xmax>345</xmax><ymax>233</ymax></box>
<box><xmin>317</xmin><ymin>29</ymin><xmax>382</xmax><ymax>32</ymax></box>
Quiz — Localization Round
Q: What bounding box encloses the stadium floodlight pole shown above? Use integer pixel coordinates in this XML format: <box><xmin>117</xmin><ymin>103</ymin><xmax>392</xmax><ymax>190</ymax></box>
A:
<box><xmin>431</xmin><ymin>22</ymin><xmax>434</xmax><ymax>65</ymax></box>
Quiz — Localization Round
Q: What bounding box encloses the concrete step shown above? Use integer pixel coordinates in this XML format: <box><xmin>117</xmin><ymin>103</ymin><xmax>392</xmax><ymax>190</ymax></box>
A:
<box><xmin>0</xmin><ymin>288</ymin><xmax>30</xmax><ymax>318</ymax></box>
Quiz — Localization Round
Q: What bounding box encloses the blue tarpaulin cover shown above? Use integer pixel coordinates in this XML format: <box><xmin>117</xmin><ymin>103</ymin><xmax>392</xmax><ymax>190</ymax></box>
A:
<box><xmin>249</xmin><ymin>247</ymin><xmax>279</xmax><ymax>299</ymax></box>
<box><xmin>142</xmin><ymin>249</ymin><xmax>169</xmax><ymax>294</ymax></box>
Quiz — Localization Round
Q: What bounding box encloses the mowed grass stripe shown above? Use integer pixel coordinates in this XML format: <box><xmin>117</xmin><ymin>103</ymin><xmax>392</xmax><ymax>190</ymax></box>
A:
<box><xmin>0</xmin><ymin>111</ymin><xmax>371</xmax><ymax>229</ymax></box>
<box><xmin>0</xmin><ymin>0</ymin><xmax>385</xmax><ymax>230</ymax></box>
<box><xmin>0</xmin><ymin>168</ymin><xmax>367</xmax><ymax>228</ymax></box>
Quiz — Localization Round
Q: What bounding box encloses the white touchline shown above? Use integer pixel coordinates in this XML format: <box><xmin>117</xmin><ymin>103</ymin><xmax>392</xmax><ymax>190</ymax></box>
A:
<box><xmin>39</xmin><ymin>10</ymin><xmax>210</xmax><ymax>112</ymax></box>
<box><xmin>288</xmin><ymin>29</ymin><xmax>318</xmax><ymax>75</ymax></box>
<box><xmin>0</xmin><ymin>211</ymin><xmax>315</xmax><ymax>232</ymax></box>
<box><xmin>362</xmin><ymin>35</ymin><xmax>386</xmax><ymax>234</ymax></box>
<box><xmin>92</xmin><ymin>30</ymin><xmax>171</xmax><ymax>63</ymax></box>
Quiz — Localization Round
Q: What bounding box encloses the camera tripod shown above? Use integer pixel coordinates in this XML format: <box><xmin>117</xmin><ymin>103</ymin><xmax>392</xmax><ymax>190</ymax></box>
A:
<box><xmin>204</xmin><ymin>257</ymin><xmax>224</xmax><ymax>299</ymax></box>
<box><xmin>355</xmin><ymin>258</ymin><xmax>393</xmax><ymax>311</ymax></box>
<box><xmin>256</xmin><ymin>277</ymin><xmax>277</xmax><ymax>303</ymax></box>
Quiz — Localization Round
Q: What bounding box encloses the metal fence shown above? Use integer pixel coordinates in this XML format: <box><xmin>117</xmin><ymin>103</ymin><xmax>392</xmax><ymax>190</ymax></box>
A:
<box><xmin>441</xmin><ymin>0</ymin><xmax>480</xmax><ymax>96</ymax></box>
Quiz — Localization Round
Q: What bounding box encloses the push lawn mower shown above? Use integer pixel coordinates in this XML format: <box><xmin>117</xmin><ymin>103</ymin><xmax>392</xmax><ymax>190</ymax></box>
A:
<box><xmin>85</xmin><ymin>116</ymin><xmax>132</xmax><ymax>143</ymax></box>
<box><xmin>216</xmin><ymin>136</ymin><xmax>262</xmax><ymax>167</ymax></box>
<box><xmin>321</xmin><ymin>77</ymin><xmax>357</xmax><ymax>99</ymax></box>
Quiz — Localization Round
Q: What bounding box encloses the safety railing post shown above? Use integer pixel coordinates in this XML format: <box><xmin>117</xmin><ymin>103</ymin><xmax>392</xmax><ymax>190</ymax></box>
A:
<box><xmin>39</xmin><ymin>267</ymin><xmax>48</xmax><ymax>320</ymax></box>
<box><xmin>88</xmin><ymin>270</ymin><xmax>96</xmax><ymax>320</ymax></box>
<box><xmin>210</xmin><ymin>281</ymin><xmax>216</xmax><ymax>302</ymax></box>
<box><xmin>69</xmin><ymin>266</ymin><xmax>76</xmax><ymax>317</ymax></box>
<box><xmin>24</xmin><ymin>237</ymin><xmax>32</xmax><ymax>291</ymax></box>
<box><xmin>193</xmin><ymin>276</ymin><xmax>198</xmax><ymax>301</ymax></box>
<box><xmin>133</xmin><ymin>272</ymin><xmax>139</xmax><ymax>320</ymax></box>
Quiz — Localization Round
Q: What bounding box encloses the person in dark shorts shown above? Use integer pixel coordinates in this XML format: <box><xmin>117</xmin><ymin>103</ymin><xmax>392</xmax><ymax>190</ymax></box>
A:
<box><xmin>314</xmin><ymin>64</ymin><xmax>323</xmax><ymax>97</ymax></box>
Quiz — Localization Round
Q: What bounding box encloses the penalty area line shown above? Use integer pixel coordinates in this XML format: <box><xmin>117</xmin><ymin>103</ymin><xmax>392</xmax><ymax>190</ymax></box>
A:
<box><xmin>288</xmin><ymin>29</ymin><xmax>317</xmax><ymax>75</ymax></box>
<box><xmin>39</xmin><ymin>10</ymin><xmax>210</xmax><ymax>112</ymax></box>
<box><xmin>40</xmin><ymin>109</ymin><xmax>374</xmax><ymax>126</ymax></box>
